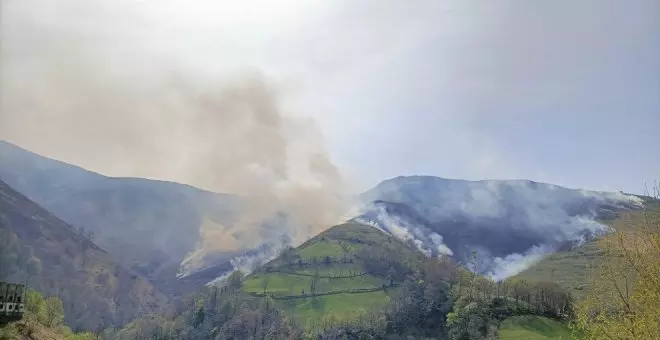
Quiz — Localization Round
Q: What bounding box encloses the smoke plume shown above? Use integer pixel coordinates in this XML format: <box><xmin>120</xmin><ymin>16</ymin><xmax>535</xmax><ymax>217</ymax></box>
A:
<box><xmin>354</xmin><ymin>202</ymin><xmax>454</xmax><ymax>258</ymax></box>
<box><xmin>0</xmin><ymin>0</ymin><xmax>349</xmax><ymax>276</ymax></box>
<box><xmin>358</xmin><ymin>176</ymin><xmax>644</xmax><ymax>280</ymax></box>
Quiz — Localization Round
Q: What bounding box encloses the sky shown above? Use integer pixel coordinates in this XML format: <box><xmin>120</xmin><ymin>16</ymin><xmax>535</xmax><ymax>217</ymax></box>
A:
<box><xmin>1</xmin><ymin>0</ymin><xmax>659</xmax><ymax>195</ymax></box>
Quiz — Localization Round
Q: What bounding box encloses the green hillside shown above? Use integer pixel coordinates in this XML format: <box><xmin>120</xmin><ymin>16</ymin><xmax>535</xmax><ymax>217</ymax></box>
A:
<box><xmin>242</xmin><ymin>222</ymin><xmax>426</xmax><ymax>329</ymax></box>
<box><xmin>516</xmin><ymin>201</ymin><xmax>660</xmax><ymax>298</ymax></box>
<box><xmin>515</xmin><ymin>241</ymin><xmax>602</xmax><ymax>298</ymax></box>
<box><xmin>498</xmin><ymin>315</ymin><xmax>574</xmax><ymax>340</ymax></box>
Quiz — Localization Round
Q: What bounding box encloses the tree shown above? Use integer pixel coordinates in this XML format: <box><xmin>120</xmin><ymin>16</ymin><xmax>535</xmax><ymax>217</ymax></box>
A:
<box><xmin>227</xmin><ymin>270</ymin><xmax>244</xmax><ymax>291</ymax></box>
<box><xmin>43</xmin><ymin>296</ymin><xmax>65</xmax><ymax>327</ymax></box>
<box><xmin>575</xmin><ymin>186</ymin><xmax>660</xmax><ymax>340</ymax></box>
<box><xmin>192</xmin><ymin>299</ymin><xmax>205</xmax><ymax>328</ymax></box>
<box><xmin>310</xmin><ymin>268</ymin><xmax>320</xmax><ymax>295</ymax></box>
<box><xmin>26</xmin><ymin>290</ymin><xmax>44</xmax><ymax>312</ymax></box>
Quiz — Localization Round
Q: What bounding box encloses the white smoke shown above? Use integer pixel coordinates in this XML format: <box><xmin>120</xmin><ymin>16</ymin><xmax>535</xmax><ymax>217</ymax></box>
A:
<box><xmin>354</xmin><ymin>202</ymin><xmax>454</xmax><ymax>257</ymax></box>
<box><xmin>2</xmin><ymin>0</ymin><xmax>352</xmax><ymax>280</ymax></box>
<box><xmin>205</xmin><ymin>244</ymin><xmax>282</xmax><ymax>286</ymax></box>
<box><xmin>485</xmin><ymin>244</ymin><xmax>556</xmax><ymax>281</ymax></box>
<box><xmin>202</xmin><ymin>204</ymin><xmax>363</xmax><ymax>285</ymax></box>
<box><xmin>358</xmin><ymin>176</ymin><xmax>645</xmax><ymax>280</ymax></box>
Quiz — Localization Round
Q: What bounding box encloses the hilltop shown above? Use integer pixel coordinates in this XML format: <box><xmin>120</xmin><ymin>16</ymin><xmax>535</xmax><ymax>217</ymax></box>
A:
<box><xmin>241</xmin><ymin>222</ymin><xmax>427</xmax><ymax>329</ymax></box>
<box><xmin>0</xmin><ymin>179</ymin><xmax>168</xmax><ymax>330</ymax></box>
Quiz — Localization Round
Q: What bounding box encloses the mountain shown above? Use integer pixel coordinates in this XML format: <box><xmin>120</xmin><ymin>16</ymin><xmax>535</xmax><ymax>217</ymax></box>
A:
<box><xmin>515</xmin><ymin>199</ymin><xmax>660</xmax><ymax>297</ymax></box>
<box><xmin>0</xmin><ymin>179</ymin><xmax>169</xmax><ymax>330</ymax></box>
<box><xmin>0</xmin><ymin>141</ymin><xmax>242</xmax><ymax>294</ymax></box>
<box><xmin>241</xmin><ymin>222</ymin><xmax>427</xmax><ymax>329</ymax></box>
<box><xmin>0</xmin><ymin>141</ymin><xmax>646</xmax><ymax>288</ymax></box>
<box><xmin>356</xmin><ymin>175</ymin><xmax>644</xmax><ymax>279</ymax></box>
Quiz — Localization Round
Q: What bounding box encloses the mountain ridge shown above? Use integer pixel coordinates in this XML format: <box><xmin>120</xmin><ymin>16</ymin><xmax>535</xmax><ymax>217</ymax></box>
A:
<box><xmin>0</xmin><ymin>140</ymin><xmax>645</xmax><ymax>288</ymax></box>
<box><xmin>0</xmin><ymin>179</ymin><xmax>169</xmax><ymax>330</ymax></box>
<box><xmin>356</xmin><ymin>174</ymin><xmax>643</xmax><ymax>280</ymax></box>
<box><xmin>0</xmin><ymin>140</ymin><xmax>242</xmax><ymax>296</ymax></box>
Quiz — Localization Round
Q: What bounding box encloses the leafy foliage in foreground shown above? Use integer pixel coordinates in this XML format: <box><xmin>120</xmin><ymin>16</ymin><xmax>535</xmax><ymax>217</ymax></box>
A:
<box><xmin>0</xmin><ymin>289</ymin><xmax>98</xmax><ymax>340</ymax></box>
<box><xmin>573</xmin><ymin>199</ymin><xmax>660</xmax><ymax>340</ymax></box>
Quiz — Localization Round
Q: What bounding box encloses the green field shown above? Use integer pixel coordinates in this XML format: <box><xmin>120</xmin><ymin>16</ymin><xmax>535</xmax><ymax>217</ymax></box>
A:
<box><xmin>499</xmin><ymin>316</ymin><xmax>575</xmax><ymax>340</ymax></box>
<box><xmin>277</xmin><ymin>291</ymin><xmax>390</xmax><ymax>330</ymax></box>
<box><xmin>517</xmin><ymin>205</ymin><xmax>660</xmax><ymax>298</ymax></box>
<box><xmin>515</xmin><ymin>241</ymin><xmax>602</xmax><ymax>298</ymax></box>
<box><xmin>243</xmin><ymin>272</ymin><xmax>385</xmax><ymax>296</ymax></box>
<box><xmin>294</xmin><ymin>265</ymin><xmax>364</xmax><ymax>276</ymax></box>
<box><xmin>297</xmin><ymin>241</ymin><xmax>351</xmax><ymax>260</ymax></box>
<box><xmin>241</xmin><ymin>222</ymin><xmax>425</xmax><ymax>329</ymax></box>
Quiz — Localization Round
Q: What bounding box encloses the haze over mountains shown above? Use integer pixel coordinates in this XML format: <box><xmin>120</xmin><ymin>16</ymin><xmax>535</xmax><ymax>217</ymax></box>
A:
<box><xmin>0</xmin><ymin>140</ymin><xmax>645</xmax><ymax>290</ymax></box>
<box><xmin>0</xmin><ymin>179</ymin><xmax>168</xmax><ymax>330</ymax></box>
<box><xmin>0</xmin><ymin>140</ymin><xmax>243</xmax><ymax>292</ymax></box>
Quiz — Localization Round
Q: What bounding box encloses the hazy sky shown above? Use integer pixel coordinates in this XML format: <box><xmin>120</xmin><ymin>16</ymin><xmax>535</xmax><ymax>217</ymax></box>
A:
<box><xmin>1</xmin><ymin>0</ymin><xmax>659</xmax><ymax>194</ymax></box>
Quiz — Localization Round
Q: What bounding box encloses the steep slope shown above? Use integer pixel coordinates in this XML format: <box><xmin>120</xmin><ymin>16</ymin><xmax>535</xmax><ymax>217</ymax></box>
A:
<box><xmin>357</xmin><ymin>176</ymin><xmax>643</xmax><ymax>279</ymax></box>
<box><xmin>513</xmin><ymin>241</ymin><xmax>602</xmax><ymax>298</ymax></box>
<box><xmin>516</xmin><ymin>199</ymin><xmax>660</xmax><ymax>298</ymax></box>
<box><xmin>241</xmin><ymin>222</ymin><xmax>427</xmax><ymax>329</ymax></box>
<box><xmin>0</xmin><ymin>179</ymin><xmax>169</xmax><ymax>330</ymax></box>
<box><xmin>1</xmin><ymin>141</ymin><xmax>646</xmax><ymax>289</ymax></box>
<box><xmin>0</xmin><ymin>141</ymin><xmax>241</xmax><ymax>292</ymax></box>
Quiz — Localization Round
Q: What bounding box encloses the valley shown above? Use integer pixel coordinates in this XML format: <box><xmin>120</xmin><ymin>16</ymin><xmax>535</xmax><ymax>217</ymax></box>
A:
<box><xmin>2</xmin><ymin>0</ymin><xmax>657</xmax><ymax>338</ymax></box>
<box><xmin>0</xmin><ymin>142</ymin><xmax>656</xmax><ymax>339</ymax></box>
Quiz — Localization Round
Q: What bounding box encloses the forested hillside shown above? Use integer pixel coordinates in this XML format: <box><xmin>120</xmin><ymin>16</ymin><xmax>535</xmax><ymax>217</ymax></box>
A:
<box><xmin>0</xmin><ymin>141</ymin><xmax>241</xmax><ymax>295</ymax></box>
<box><xmin>0</xmin><ymin>180</ymin><xmax>169</xmax><ymax>331</ymax></box>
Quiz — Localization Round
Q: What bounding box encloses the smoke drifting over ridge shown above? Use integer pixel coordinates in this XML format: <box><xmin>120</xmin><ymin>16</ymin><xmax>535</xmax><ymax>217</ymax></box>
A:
<box><xmin>357</xmin><ymin>176</ymin><xmax>644</xmax><ymax>280</ymax></box>
<box><xmin>1</xmin><ymin>0</ymin><xmax>349</xmax><ymax>275</ymax></box>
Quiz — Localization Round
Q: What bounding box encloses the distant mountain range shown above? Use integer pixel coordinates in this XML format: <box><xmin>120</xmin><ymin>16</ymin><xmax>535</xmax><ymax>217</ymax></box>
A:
<box><xmin>0</xmin><ymin>140</ymin><xmax>645</xmax><ymax>289</ymax></box>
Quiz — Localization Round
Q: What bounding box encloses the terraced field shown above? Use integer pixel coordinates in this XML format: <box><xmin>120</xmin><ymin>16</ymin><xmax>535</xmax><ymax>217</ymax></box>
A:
<box><xmin>242</xmin><ymin>222</ymin><xmax>425</xmax><ymax>329</ymax></box>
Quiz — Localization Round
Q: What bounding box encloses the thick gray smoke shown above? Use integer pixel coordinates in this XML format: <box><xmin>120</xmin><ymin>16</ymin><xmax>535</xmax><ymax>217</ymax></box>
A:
<box><xmin>358</xmin><ymin>176</ymin><xmax>645</xmax><ymax>280</ymax></box>
<box><xmin>0</xmin><ymin>0</ymin><xmax>349</xmax><ymax>277</ymax></box>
